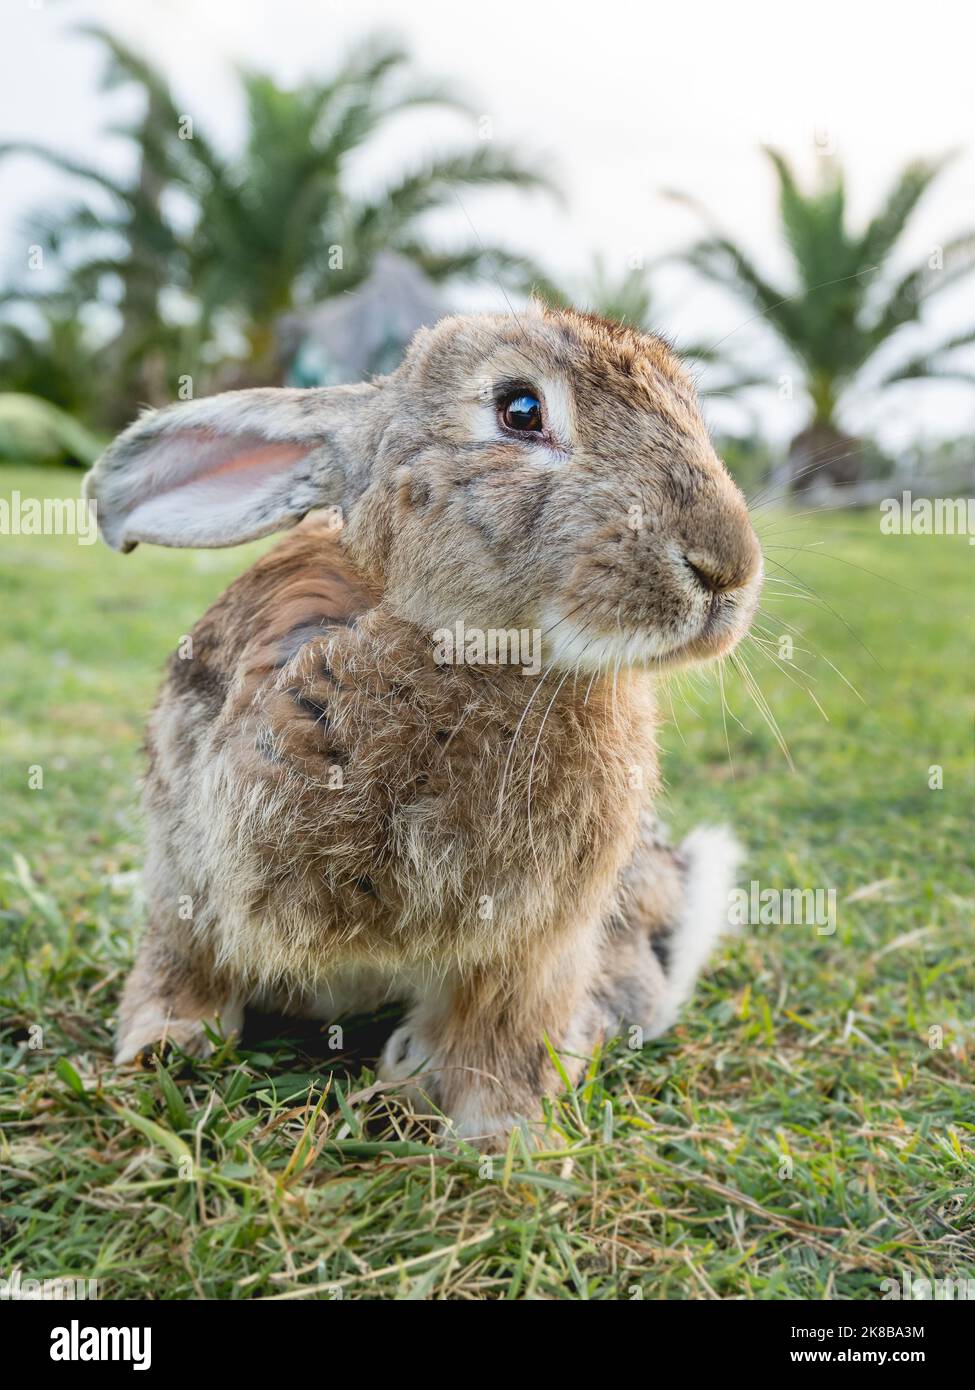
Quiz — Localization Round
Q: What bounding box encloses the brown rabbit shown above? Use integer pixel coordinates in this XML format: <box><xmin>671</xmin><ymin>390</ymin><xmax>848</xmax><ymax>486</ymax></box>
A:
<box><xmin>85</xmin><ymin>303</ymin><xmax>762</xmax><ymax>1144</ymax></box>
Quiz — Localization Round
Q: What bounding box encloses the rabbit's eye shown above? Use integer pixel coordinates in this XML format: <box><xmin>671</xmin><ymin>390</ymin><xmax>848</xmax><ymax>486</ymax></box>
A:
<box><xmin>499</xmin><ymin>391</ymin><xmax>543</xmax><ymax>433</ymax></box>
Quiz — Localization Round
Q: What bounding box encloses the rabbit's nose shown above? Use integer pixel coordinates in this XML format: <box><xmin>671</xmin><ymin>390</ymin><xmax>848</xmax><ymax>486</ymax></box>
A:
<box><xmin>682</xmin><ymin>536</ymin><xmax>761</xmax><ymax>596</ymax></box>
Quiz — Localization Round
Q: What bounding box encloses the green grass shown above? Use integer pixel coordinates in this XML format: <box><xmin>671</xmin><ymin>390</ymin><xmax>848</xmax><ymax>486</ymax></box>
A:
<box><xmin>1</xmin><ymin>463</ymin><xmax>972</xmax><ymax>1300</ymax></box>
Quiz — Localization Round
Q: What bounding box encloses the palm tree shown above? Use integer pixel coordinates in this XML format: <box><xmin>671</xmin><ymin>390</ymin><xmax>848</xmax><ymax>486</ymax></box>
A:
<box><xmin>1</xmin><ymin>28</ymin><xmax>554</xmax><ymax>420</ymax></box>
<box><xmin>179</xmin><ymin>61</ymin><xmax>551</xmax><ymax>370</ymax></box>
<box><xmin>670</xmin><ymin>149</ymin><xmax>975</xmax><ymax>487</ymax></box>
<box><xmin>0</xmin><ymin>28</ymin><xmax>190</xmax><ymax>423</ymax></box>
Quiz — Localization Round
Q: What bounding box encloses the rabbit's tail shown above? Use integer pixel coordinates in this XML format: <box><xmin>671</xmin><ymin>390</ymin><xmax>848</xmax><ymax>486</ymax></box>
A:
<box><xmin>649</xmin><ymin>823</ymin><xmax>740</xmax><ymax>1034</ymax></box>
<box><xmin>597</xmin><ymin>819</ymin><xmax>740</xmax><ymax>1044</ymax></box>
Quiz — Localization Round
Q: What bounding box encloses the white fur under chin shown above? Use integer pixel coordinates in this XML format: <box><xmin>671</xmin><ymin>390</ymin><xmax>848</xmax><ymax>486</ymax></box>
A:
<box><xmin>649</xmin><ymin>823</ymin><xmax>741</xmax><ymax>1038</ymax></box>
<box><xmin>539</xmin><ymin>602</ymin><xmax>692</xmax><ymax>670</ymax></box>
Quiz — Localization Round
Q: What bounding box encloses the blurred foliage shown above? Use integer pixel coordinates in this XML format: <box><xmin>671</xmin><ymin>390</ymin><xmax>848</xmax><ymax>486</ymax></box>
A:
<box><xmin>718</xmin><ymin>431</ymin><xmax>903</xmax><ymax>500</ymax></box>
<box><xmin>715</xmin><ymin>434</ymin><xmax>778</xmax><ymax>497</ymax></box>
<box><xmin>669</xmin><ymin>149</ymin><xmax>975</xmax><ymax>485</ymax></box>
<box><xmin>0</xmin><ymin>394</ymin><xmax>103</xmax><ymax>466</ymax></box>
<box><xmin>0</xmin><ymin>27</ymin><xmax>973</xmax><ymax>486</ymax></box>
<box><xmin>0</xmin><ymin>27</ymin><xmax>554</xmax><ymax>429</ymax></box>
<box><xmin>897</xmin><ymin>433</ymin><xmax>975</xmax><ymax>487</ymax></box>
<box><xmin>537</xmin><ymin>254</ymin><xmax>656</xmax><ymax>326</ymax></box>
<box><xmin>0</xmin><ymin>313</ymin><xmax>107</xmax><ymax>420</ymax></box>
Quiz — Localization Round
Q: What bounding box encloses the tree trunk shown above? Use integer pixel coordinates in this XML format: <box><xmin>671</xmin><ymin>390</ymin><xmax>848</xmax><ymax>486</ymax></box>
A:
<box><xmin>788</xmin><ymin>421</ymin><xmax>863</xmax><ymax>492</ymax></box>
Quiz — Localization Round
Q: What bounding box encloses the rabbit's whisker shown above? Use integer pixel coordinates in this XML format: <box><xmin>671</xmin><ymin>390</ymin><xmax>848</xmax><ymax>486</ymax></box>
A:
<box><xmin>743</xmin><ymin>634</ymin><xmax>830</xmax><ymax>721</ymax></box>
<box><xmin>762</xmin><ymin>544</ymin><xmax>922</xmax><ymax>599</ymax></box>
<box><xmin>763</xmin><ymin>556</ymin><xmax>884</xmax><ymax>672</ymax></box>
<box><xmin>729</xmin><ymin>647</ymin><xmax>795</xmax><ymax>770</ymax></box>
<box><xmin>756</xmin><ymin>605</ymin><xmax>867</xmax><ymax>706</ymax></box>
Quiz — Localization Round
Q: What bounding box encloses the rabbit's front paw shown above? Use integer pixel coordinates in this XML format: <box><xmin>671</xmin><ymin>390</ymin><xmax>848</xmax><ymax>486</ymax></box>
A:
<box><xmin>115</xmin><ymin>1010</ymin><xmax>215</xmax><ymax>1067</ymax></box>
<box><xmin>378</xmin><ymin>1022</ymin><xmax>442</xmax><ymax>1105</ymax></box>
<box><xmin>378</xmin><ymin>1022</ymin><xmax>528</xmax><ymax>1150</ymax></box>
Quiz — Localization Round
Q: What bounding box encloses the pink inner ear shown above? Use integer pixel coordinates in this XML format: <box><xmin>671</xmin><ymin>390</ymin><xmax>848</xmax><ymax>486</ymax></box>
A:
<box><xmin>109</xmin><ymin>427</ymin><xmax>317</xmax><ymax>549</ymax></box>
<box><xmin>144</xmin><ymin>429</ymin><xmax>309</xmax><ymax>496</ymax></box>
<box><xmin>194</xmin><ymin>439</ymin><xmax>310</xmax><ymax>482</ymax></box>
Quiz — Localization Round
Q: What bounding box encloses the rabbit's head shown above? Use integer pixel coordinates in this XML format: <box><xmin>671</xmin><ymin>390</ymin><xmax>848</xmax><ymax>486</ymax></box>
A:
<box><xmin>87</xmin><ymin>304</ymin><xmax>761</xmax><ymax>672</ymax></box>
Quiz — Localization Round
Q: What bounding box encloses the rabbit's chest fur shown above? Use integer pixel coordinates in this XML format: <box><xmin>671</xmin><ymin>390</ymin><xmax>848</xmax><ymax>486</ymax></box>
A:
<box><xmin>143</xmin><ymin>528</ymin><xmax>659</xmax><ymax>993</ymax></box>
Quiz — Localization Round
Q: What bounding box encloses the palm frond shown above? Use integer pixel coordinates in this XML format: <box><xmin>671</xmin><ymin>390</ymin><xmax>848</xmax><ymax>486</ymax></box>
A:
<box><xmin>875</xmin><ymin>327</ymin><xmax>975</xmax><ymax>385</ymax></box>
<box><xmin>673</xmin><ymin>148</ymin><xmax>975</xmax><ymax>419</ymax></box>
<box><xmin>0</xmin><ymin>140</ymin><xmax>128</xmax><ymax>200</ymax></box>
<box><xmin>75</xmin><ymin>23</ymin><xmax>178</xmax><ymax>110</ymax></box>
<box><xmin>391</xmin><ymin>240</ymin><xmax>555</xmax><ymax>297</ymax></box>
<box><xmin>680</xmin><ymin>235</ymin><xmax>805</xmax><ymax>348</ymax></box>
<box><xmin>867</xmin><ymin>231</ymin><xmax>975</xmax><ymax>346</ymax></box>
<box><xmin>763</xmin><ymin>147</ymin><xmax>855</xmax><ymax>289</ymax></box>
<box><xmin>857</xmin><ymin>151</ymin><xmax>958</xmax><ymax>267</ymax></box>
<box><xmin>351</xmin><ymin>144</ymin><xmax>555</xmax><ymax>254</ymax></box>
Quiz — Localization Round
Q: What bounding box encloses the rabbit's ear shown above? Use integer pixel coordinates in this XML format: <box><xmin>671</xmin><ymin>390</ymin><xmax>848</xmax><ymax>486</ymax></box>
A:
<box><xmin>85</xmin><ymin>384</ymin><xmax>378</xmax><ymax>552</ymax></box>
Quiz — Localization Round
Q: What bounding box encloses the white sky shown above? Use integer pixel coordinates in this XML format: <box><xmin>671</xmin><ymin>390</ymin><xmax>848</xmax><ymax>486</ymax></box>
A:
<box><xmin>2</xmin><ymin>0</ymin><xmax>974</xmax><ymax>447</ymax></box>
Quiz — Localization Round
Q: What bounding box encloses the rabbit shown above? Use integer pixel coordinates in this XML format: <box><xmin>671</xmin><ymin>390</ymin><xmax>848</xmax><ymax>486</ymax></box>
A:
<box><xmin>85</xmin><ymin>302</ymin><xmax>762</xmax><ymax>1145</ymax></box>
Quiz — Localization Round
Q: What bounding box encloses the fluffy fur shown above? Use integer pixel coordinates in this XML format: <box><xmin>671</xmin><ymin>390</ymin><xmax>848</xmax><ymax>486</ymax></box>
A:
<box><xmin>87</xmin><ymin>303</ymin><xmax>762</xmax><ymax>1146</ymax></box>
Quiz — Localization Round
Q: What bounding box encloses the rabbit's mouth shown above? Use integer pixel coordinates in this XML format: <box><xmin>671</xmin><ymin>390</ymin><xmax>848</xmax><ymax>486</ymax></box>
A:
<box><xmin>645</xmin><ymin>591</ymin><xmax>758</xmax><ymax>672</ymax></box>
<box><xmin>659</xmin><ymin>556</ymin><xmax>765</xmax><ymax>665</ymax></box>
<box><xmin>647</xmin><ymin>601</ymin><xmax>752</xmax><ymax>671</ymax></box>
<box><xmin>539</xmin><ymin>559</ymin><xmax>762</xmax><ymax>675</ymax></box>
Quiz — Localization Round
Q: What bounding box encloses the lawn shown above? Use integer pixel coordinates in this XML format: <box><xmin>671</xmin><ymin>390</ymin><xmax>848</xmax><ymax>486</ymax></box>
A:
<box><xmin>1</xmin><ymin>462</ymin><xmax>972</xmax><ymax>1300</ymax></box>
